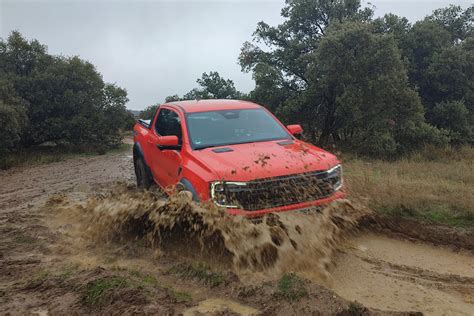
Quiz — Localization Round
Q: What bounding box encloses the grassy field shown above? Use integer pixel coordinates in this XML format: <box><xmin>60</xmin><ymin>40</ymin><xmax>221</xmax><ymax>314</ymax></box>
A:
<box><xmin>344</xmin><ymin>146</ymin><xmax>474</xmax><ymax>228</ymax></box>
<box><xmin>0</xmin><ymin>143</ymin><xmax>131</xmax><ymax>170</ymax></box>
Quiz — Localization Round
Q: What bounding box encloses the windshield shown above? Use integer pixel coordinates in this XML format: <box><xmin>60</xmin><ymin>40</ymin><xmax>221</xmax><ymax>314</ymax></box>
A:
<box><xmin>186</xmin><ymin>109</ymin><xmax>291</xmax><ymax>149</ymax></box>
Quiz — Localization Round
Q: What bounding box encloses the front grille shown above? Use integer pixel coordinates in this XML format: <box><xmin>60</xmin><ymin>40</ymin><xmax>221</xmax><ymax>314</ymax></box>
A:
<box><xmin>214</xmin><ymin>165</ymin><xmax>342</xmax><ymax>211</ymax></box>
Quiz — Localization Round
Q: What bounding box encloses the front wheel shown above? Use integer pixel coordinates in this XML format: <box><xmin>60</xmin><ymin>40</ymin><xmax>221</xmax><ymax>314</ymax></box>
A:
<box><xmin>135</xmin><ymin>157</ymin><xmax>153</xmax><ymax>189</ymax></box>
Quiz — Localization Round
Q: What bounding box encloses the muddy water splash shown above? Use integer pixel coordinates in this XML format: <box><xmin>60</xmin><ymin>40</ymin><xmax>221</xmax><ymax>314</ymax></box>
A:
<box><xmin>58</xmin><ymin>185</ymin><xmax>370</xmax><ymax>281</ymax></box>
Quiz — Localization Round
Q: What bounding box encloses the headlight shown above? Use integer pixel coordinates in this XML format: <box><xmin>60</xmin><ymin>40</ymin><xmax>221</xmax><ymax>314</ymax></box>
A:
<box><xmin>326</xmin><ymin>164</ymin><xmax>343</xmax><ymax>191</ymax></box>
<box><xmin>210</xmin><ymin>181</ymin><xmax>246</xmax><ymax>208</ymax></box>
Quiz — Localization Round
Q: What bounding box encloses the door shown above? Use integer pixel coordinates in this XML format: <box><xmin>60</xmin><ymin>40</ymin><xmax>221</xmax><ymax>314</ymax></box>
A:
<box><xmin>149</xmin><ymin>108</ymin><xmax>183</xmax><ymax>189</ymax></box>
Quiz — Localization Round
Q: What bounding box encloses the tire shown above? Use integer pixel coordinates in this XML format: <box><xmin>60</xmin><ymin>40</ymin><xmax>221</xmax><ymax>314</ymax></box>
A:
<box><xmin>135</xmin><ymin>157</ymin><xmax>153</xmax><ymax>189</ymax></box>
<box><xmin>178</xmin><ymin>178</ymin><xmax>200</xmax><ymax>202</ymax></box>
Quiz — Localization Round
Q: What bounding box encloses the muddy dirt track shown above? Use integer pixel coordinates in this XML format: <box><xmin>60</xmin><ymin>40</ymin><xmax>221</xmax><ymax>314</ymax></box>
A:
<box><xmin>0</xmin><ymin>143</ymin><xmax>473</xmax><ymax>315</ymax></box>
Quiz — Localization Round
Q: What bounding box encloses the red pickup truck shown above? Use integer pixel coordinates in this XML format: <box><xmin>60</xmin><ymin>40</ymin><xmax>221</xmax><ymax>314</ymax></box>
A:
<box><xmin>133</xmin><ymin>99</ymin><xmax>344</xmax><ymax>217</ymax></box>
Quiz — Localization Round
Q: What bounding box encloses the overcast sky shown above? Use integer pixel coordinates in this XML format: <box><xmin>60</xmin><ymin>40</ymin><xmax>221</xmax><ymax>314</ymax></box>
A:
<box><xmin>0</xmin><ymin>0</ymin><xmax>471</xmax><ymax>110</ymax></box>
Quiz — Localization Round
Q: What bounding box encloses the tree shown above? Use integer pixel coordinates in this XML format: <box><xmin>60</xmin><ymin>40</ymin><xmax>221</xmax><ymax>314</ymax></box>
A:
<box><xmin>183</xmin><ymin>71</ymin><xmax>242</xmax><ymax>100</ymax></box>
<box><xmin>400</xmin><ymin>7</ymin><xmax>473</xmax><ymax>144</ymax></box>
<box><xmin>19</xmin><ymin>55</ymin><xmax>105</xmax><ymax>146</ymax></box>
<box><xmin>431</xmin><ymin>101</ymin><xmax>472</xmax><ymax>143</ymax></box>
<box><xmin>165</xmin><ymin>95</ymin><xmax>180</xmax><ymax>102</ymax></box>
<box><xmin>0</xmin><ymin>31</ymin><xmax>131</xmax><ymax>150</ymax></box>
<box><xmin>239</xmin><ymin>0</ymin><xmax>374</xmax><ymax>102</ymax></box>
<box><xmin>401</xmin><ymin>20</ymin><xmax>451</xmax><ymax>94</ymax></box>
<box><xmin>0</xmin><ymin>30</ymin><xmax>49</xmax><ymax>78</ymax></box>
<box><xmin>372</xmin><ymin>13</ymin><xmax>410</xmax><ymax>44</ymax></box>
<box><xmin>239</xmin><ymin>0</ymin><xmax>374</xmax><ymax>125</ymax></box>
<box><xmin>139</xmin><ymin>104</ymin><xmax>159</xmax><ymax>120</ymax></box>
<box><xmin>307</xmin><ymin>23</ymin><xmax>438</xmax><ymax>154</ymax></box>
<box><xmin>123</xmin><ymin>110</ymin><xmax>137</xmax><ymax>130</ymax></box>
<box><xmin>427</xmin><ymin>5</ymin><xmax>473</xmax><ymax>43</ymax></box>
<box><xmin>0</xmin><ymin>79</ymin><xmax>27</xmax><ymax>153</ymax></box>
<box><xmin>239</xmin><ymin>0</ymin><xmax>452</xmax><ymax>155</ymax></box>
<box><xmin>425</xmin><ymin>41</ymin><xmax>474</xmax><ymax>112</ymax></box>
<box><xmin>99</xmin><ymin>83</ymin><xmax>132</xmax><ymax>145</ymax></box>
<box><xmin>164</xmin><ymin>71</ymin><xmax>244</xmax><ymax>102</ymax></box>
<box><xmin>247</xmin><ymin>62</ymin><xmax>295</xmax><ymax>112</ymax></box>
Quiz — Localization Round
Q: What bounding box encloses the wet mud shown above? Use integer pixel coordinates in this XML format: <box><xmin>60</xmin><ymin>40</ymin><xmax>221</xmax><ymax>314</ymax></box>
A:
<box><xmin>1</xmin><ymin>142</ymin><xmax>473</xmax><ymax>315</ymax></box>
<box><xmin>329</xmin><ymin>233</ymin><xmax>474</xmax><ymax>315</ymax></box>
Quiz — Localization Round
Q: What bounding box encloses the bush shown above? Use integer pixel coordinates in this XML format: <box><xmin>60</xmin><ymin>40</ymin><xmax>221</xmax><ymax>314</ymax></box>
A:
<box><xmin>0</xmin><ymin>101</ymin><xmax>25</xmax><ymax>154</ymax></box>
<box><xmin>431</xmin><ymin>100</ymin><xmax>473</xmax><ymax>144</ymax></box>
<box><xmin>0</xmin><ymin>79</ymin><xmax>27</xmax><ymax>154</ymax></box>
<box><xmin>0</xmin><ymin>31</ymin><xmax>131</xmax><ymax>152</ymax></box>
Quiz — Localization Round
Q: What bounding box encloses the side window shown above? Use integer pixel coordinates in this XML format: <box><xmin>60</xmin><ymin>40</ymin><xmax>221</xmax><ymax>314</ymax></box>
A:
<box><xmin>155</xmin><ymin>109</ymin><xmax>183</xmax><ymax>144</ymax></box>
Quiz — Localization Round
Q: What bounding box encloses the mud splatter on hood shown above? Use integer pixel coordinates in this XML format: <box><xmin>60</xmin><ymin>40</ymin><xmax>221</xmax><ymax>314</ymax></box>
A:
<box><xmin>191</xmin><ymin>140</ymin><xmax>340</xmax><ymax>181</ymax></box>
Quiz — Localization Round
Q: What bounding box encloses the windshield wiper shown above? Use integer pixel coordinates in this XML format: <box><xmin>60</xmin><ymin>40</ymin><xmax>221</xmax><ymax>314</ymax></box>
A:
<box><xmin>194</xmin><ymin>138</ymin><xmax>286</xmax><ymax>150</ymax></box>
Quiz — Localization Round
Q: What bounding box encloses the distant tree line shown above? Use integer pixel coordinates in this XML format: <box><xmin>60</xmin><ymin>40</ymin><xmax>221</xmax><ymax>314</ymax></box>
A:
<box><xmin>151</xmin><ymin>1</ymin><xmax>472</xmax><ymax>157</ymax></box>
<box><xmin>4</xmin><ymin>2</ymin><xmax>469</xmax><ymax>159</ymax></box>
<box><xmin>241</xmin><ymin>1</ymin><xmax>473</xmax><ymax>156</ymax></box>
<box><xmin>139</xmin><ymin>71</ymin><xmax>244</xmax><ymax>120</ymax></box>
<box><xmin>0</xmin><ymin>31</ymin><xmax>135</xmax><ymax>156</ymax></box>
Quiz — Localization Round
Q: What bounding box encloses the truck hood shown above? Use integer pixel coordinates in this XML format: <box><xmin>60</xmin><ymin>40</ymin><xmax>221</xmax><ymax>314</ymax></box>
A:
<box><xmin>191</xmin><ymin>139</ymin><xmax>340</xmax><ymax>182</ymax></box>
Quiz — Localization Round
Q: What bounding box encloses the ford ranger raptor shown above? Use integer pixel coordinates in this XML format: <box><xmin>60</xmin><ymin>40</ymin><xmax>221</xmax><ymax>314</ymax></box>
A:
<box><xmin>133</xmin><ymin>99</ymin><xmax>344</xmax><ymax>217</ymax></box>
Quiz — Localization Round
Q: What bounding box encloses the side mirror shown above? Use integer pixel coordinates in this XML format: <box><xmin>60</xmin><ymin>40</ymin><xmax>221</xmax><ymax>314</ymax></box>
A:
<box><xmin>156</xmin><ymin>135</ymin><xmax>180</xmax><ymax>150</ymax></box>
<box><xmin>287</xmin><ymin>124</ymin><xmax>303</xmax><ymax>136</ymax></box>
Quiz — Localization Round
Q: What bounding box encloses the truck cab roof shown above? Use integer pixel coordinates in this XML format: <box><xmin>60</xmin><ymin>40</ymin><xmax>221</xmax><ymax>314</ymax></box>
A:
<box><xmin>163</xmin><ymin>99</ymin><xmax>262</xmax><ymax>113</ymax></box>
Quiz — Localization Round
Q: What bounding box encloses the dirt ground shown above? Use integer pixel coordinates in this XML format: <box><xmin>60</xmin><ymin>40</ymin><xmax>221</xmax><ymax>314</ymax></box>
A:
<box><xmin>0</xmin><ymin>143</ymin><xmax>473</xmax><ymax>315</ymax></box>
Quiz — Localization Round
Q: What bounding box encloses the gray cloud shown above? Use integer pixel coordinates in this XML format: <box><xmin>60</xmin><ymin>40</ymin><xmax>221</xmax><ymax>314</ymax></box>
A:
<box><xmin>1</xmin><ymin>0</ymin><xmax>470</xmax><ymax>110</ymax></box>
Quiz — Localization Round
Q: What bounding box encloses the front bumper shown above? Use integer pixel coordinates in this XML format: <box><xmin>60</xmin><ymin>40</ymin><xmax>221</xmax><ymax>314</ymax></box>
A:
<box><xmin>224</xmin><ymin>189</ymin><xmax>345</xmax><ymax>217</ymax></box>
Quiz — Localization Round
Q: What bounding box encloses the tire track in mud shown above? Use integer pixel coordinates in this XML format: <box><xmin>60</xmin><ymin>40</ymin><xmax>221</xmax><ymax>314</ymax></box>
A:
<box><xmin>328</xmin><ymin>233</ymin><xmax>474</xmax><ymax>315</ymax></box>
<box><xmin>0</xmin><ymin>148</ymin><xmax>135</xmax><ymax>314</ymax></box>
<box><xmin>0</xmin><ymin>153</ymin><xmax>134</xmax><ymax>211</ymax></box>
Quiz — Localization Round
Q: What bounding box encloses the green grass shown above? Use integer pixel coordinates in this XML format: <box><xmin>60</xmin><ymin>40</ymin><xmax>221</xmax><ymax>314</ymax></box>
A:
<box><xmin>58</xmin><ymin>264</ymin><xmax>80</xmax><ymax>280</ymax></box>
<box><xmin>344</xmin><ymin>145</ymin><xmax>474</xmax><ymax>229</ymax></box>
<box><xmin>127</xmin><ymin>268</ymin><xmax>192</xmax><ymax>302</ymax></box>
<box><xmin>14</xmin><ymin>234</ymin><xmax>38</xmax><ymax>244</ymax></box>
<box><xmin>128</xmin><ymin>269</ymin><xmax>159</xmax><ymax>287</ymax></box>
<box><xmin>275</xmin><ymin>273</ymin><xmax>308</xmax><ymax>301</ymax></box>
<box><xmin>169</xmin><ymin>262</ymin><xmax>224</xmax><ymax>287</ymax></box>
<box><xmin>25</xmin><ymin>266</ymin><xmax>191</xmax><ymax>308</ymax></box>
<box><xmin>23</xmin><ymin>270</ymin><xmax>50</xmax><ymax>289</ymax></box>
<box><xmin>24</xmin><ymin>265</ymin><xmax>79</xmax><ymax>290</ymax></box>
<box><xmin>348</xmin><ymin>301</ymin><xmax>365</xmax><ymax>314</ymax></box>
<box><xmin>82</xmin><ymin>276</ymin><xmax>129</xmax><ymax>306</ymax></box>
<box><xmin>0</xmin><ymin>143</ymin><xmax>131</xmax><ymax>170</ymax></box>
<box><xmin>169</xmin><ymin>289</ymin><xmax>192</xmax><ymax>302</ymax></box>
